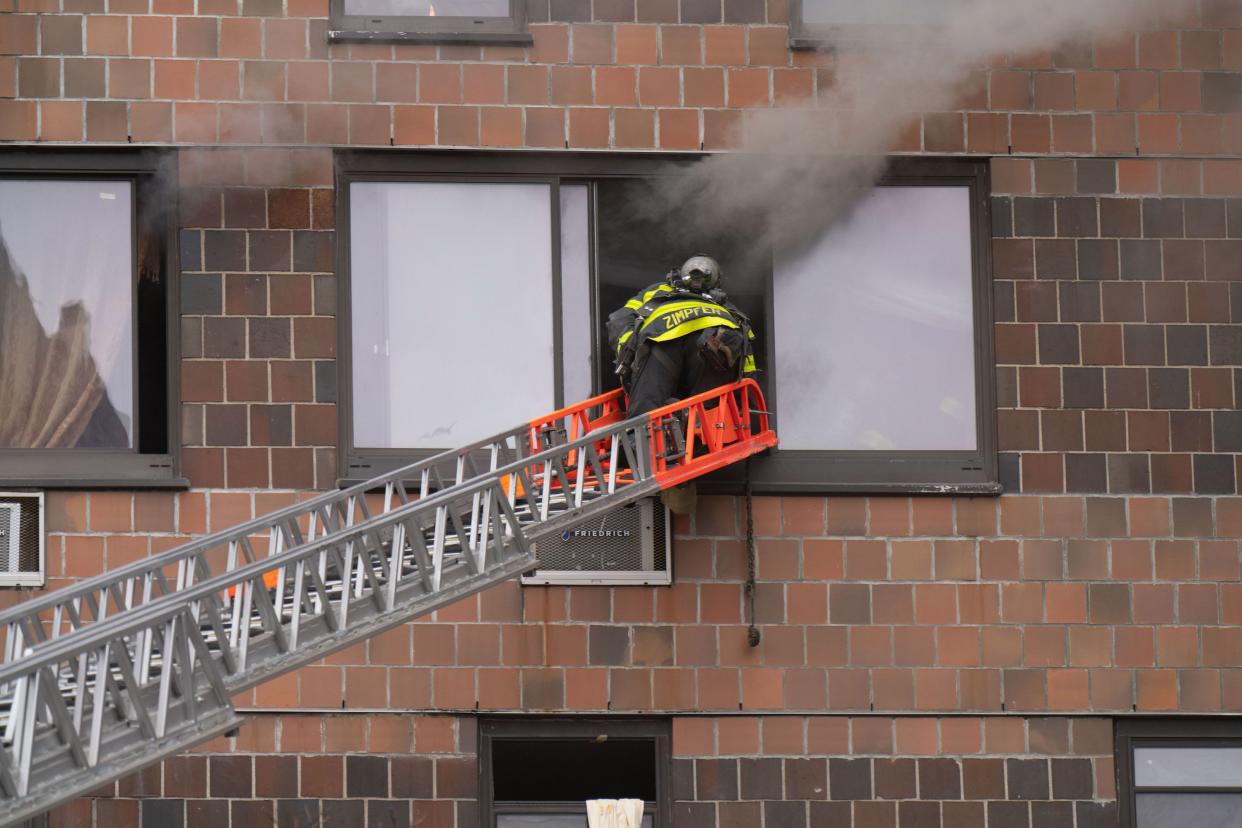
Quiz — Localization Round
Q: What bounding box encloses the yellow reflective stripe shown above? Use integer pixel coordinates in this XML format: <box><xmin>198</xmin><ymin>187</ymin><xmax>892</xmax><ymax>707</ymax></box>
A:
<box><xmin>648</xmin><ymin>316</ymin><xmax>736</xmax><ymax>342</ymax></box>
<box><xmin>748</xmin><ymin>329</ymin><xmax>756</xmax><ymax>340</ymax></box>
<box><xmin>743</xmin><ymin>355</ymin><xmax>757</xmax><ymax>373</ymax></box>
<box><xmin>639</xmin><ymin>300</ymin><xmax>737</xmax><ymax>333</ymax></box>
<box><xmin>625</xmin><ymin>283</ymin><xmax>672</xmax><ymax>310</ymax></box>
<box><xmin>615</xmin><ymin>329</ymin><xmax>634</xmax><ymax>353</ymax></box>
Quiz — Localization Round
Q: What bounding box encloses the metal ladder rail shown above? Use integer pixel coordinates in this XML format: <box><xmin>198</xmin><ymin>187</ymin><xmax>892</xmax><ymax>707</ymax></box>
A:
<box><xmin>0</xmin><ymin>388</ymin><xmax>629</xmax><ymax>674</ymax></box>
<box><xmin>0</xmin><ymin>380</ymin><xmax>776</xmax><ymax>826</ymax></box>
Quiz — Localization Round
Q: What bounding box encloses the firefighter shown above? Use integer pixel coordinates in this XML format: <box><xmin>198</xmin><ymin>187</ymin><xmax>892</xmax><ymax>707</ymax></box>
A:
<box><xmin>607</xmin><ymin>254</ymin><xmax>757</xmax><ymax>417</ymax></box>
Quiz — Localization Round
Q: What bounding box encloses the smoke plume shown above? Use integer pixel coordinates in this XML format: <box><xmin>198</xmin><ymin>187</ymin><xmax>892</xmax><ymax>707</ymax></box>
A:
<box><xmin>659</xmin><ymin>0</ymin><xmax>1200</xmax><ymax>258</ymax></box>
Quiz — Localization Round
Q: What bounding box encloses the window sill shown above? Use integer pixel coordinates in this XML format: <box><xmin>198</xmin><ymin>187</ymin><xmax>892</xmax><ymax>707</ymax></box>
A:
<box><xmin>327</xmin><ymin>29</ymin><xmax>533</xmax><ymax>45</ymax></box>
<box><xmin>1</xmin><ymin>477</ymin><xmax>191</xmax><ymax>490</ymax></box>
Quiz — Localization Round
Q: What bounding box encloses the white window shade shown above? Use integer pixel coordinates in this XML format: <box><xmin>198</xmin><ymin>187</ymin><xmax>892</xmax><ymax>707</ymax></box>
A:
<box><xmin>773</xmin><ymin>186</ymin><xmax>977</xmax><ymax>452</ymax></box>
<box><xmin>349</xmin><ymin>181</ymin><xmax>555</xmax><ymax>450</ymax></box>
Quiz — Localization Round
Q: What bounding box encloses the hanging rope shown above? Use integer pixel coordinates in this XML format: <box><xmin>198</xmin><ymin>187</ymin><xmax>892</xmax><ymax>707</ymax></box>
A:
<box><xmin>744</xmin><ymin>457</ymin><xmax>761</xmax><ymax>647</ymax></box>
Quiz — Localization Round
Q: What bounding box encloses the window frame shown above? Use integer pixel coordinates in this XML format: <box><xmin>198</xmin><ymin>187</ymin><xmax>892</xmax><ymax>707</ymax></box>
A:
<box><xmin>1116</xmin><ymin>718</ymin><xmax>1242</xmax><ymax>828</ymax></box>
<box><xmin>335</xmin><ymin>150</ymin><xmax>997</xmax><ymax>495</ymax></box>
<box><xmin>478</xmin><ymin>716</ymin><xmax>672</xmax><ymax>828</ymax></box>
<box><xmin>327</xmin><ymin>0</ymin><xmax>531</xmax><ymax>45</ymax></box>
<box><xmin>788</xmin><ymin>0</ymin><xmax>946</xmax><ymax>50</ymax></box>
<box><xmin>0</xmin><ymin>149</ymin><xmax>184</xmax><ymax>489</ymax></box>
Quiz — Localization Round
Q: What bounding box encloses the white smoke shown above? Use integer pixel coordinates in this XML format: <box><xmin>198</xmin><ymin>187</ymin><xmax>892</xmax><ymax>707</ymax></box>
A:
<box><xmin>659</xmin><ymin>0</ymin><xmax>1200</xmax><ymax>257</ymax></box>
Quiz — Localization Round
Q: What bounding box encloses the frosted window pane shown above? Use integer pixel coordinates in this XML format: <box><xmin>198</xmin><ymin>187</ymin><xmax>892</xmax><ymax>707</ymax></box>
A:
<box><xmin>560</xmin><ymin>185</ymin><xmax>592</xmax><ymax>406</ymax></box>
<box><xmin>0</xmin><ymin>180</ymin><xmax>134</xmax><ymax>449</ymax></box>
<box><xmin>1137</xmin><ymin>794</ymin><xmax>1242</xmax><ymax>828</ymax></box>
<box><xmin>801</xmin><ymin>0</ymin><xmax>950</xmax><ymax>25</ymax></box>
<box><xmin>773</xmin><ymin>186</ymin><xmax>976</xmax><ymax>451</ymax></box>
<box><xmin>1135</xmin><ymin>748</ymin><xmax>1242</xmax><ymax>787</ymax></box>
<box><xmin>350</xmin><ymin>181</ymin><xmax>554</xmax><ymax>449</ymax></box>
<box><xmin>343</xmin><ymin>0</ymin><xmax>508</xmax><ymax>15</ymax></box>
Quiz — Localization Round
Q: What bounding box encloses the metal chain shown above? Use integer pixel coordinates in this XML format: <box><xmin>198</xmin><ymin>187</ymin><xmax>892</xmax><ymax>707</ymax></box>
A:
<box><xmin>744</xmin><ymin>458</ymin><xmax>761</xmax><ymax>647</ymax></box>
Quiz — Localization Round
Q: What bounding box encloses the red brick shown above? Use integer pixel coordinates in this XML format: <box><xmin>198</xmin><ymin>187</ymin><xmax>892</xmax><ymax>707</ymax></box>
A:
<box><xmin>660</xmin><ymin>108</ymin><xmax>700</xmax><ymax>150</ymax></box>
<box><xmin>616</xmin><ymin>24</ymin><xmax>657</xmax><ymax>64</ymax></box>
<box><xmin>704</xmin><ymin>26</ymin><xmax>745</xmax><ymax>66</ymax></box>
<box><xmin>87</xmin><ymin>15</ymin><xmax>128</xmax><ymax>55</ymax></box>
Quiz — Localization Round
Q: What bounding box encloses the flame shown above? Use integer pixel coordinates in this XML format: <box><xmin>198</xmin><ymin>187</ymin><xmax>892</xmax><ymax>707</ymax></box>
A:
<box><xmin>428</xmin><ymin>2</ymin><xmax>435</xmax><ymax>14</ymax></box>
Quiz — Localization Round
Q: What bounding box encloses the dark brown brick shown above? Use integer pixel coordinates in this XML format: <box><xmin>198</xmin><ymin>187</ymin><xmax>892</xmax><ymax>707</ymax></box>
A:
<box><xmin>1186</xmin><ymin>199</ymin><xmax>1228</xmax><ymax>237</ymax></box>
<box><xmin>1077</xmin><ymin>160</ymin><xmax>1116</xmax><ymax>194</ymax></box>
<box><xmin>275</xmin><ymin>800</ymin><xmax>317</xmax><ymax>828</ymax></box>
<box><xmin>988</xmin><ymin>802</ymin><xmax>1031</xmax><ymax>828</ymax></box>
<box><xmin>1100</xmin><ymin>198</ymin><xmax>1142</xmax><ymax>237</ymax></box>
<box><xmin>1056</xmin><ymin>197</ymin><xmax>1099</xmax><ymax>237</ymax></box>
<box><xmin>1032</xmin><ymin>802</ymin><xmax>1073</xmax><ymax>828</ymax></box>
<box><xmin>919</xmin><ymin>758</ymin><xmax>962</xmax><ymax>799</ymax></box>
<box><xmin>1195</xmin><ymin>454</ymin><xmax>1236</xmax><ymax>494</ymax></box>
<box><xmin>897</xmin><ymin>801</ymin><xmax>941</xmax><ymax>828</ymax></box>
<box><xmin>204</xmin><ymin>230</ymin><xmax>246</xmax><ymax>271</ymax></box>
<box><xmin>1038</xmin><ymin>325</ymin><xmax>1079</xmax><ymax>364</ymax></box>
<box><xmin>1059</xmin><ymin>283</ymin><xmax>1101</xmax><ymax>322</ymax></box>
<box><xmin>224</xmin><ymin>188</ymin><xmax>266</xmax><ymax>229</ymax></box>
<box><xmin>205</xmin><ymin>404</ymin><xmax>247</xmax><ymax>445</ymax></box>
<box><xmin>1035</xmin><ymin>240</ymin><xmax>1077</xmax><ymax>279</ymax></box>
<box><xmin>249</xmin><ymin>318</ymin><xmax>292</xmax><ymax>359</ymax></box>
<box><xmin>390</xmin><ymin>756</ymin><xmax>433</xmax><ymax>799</ymax></box>
<box><xmin>697</xmin><ymin>758</ymin><xmax>739</xmax><ymax>800</ymax></box>
<box><xmin>1066</xmin><ymin>453</ymin><xmax>1108</xmax><ymax>492</ymax></box>
<box><xmin>739</xmin><ymin>757</ymin><xmax>782</xmax><ymax>800</ymax></box>
<box><xmin>1109</xmin><ymin>453</ymin><xmax>1152</xmax><ymax>493</ymax></box>
<box><xmin>1016</xmin><ymin>282</ymin><xmax>1058</xmax><ymax>321</ymax></box>
<box><xmin>874</xmin><ymin>758</ymin><xmax>916</xmax><ymax>800</ymax></box>
<box><xmin>1143</xmin><ymin>198</ymin><xmax>1186</xmax><ymax>238</ymax></box>
<box><xmin>209</xmin><ymin>755</ymin><xmax>252</xmax><ymax>798</ymax></box>
<box><xmin>1014</xmin><ymin>198</ymin><xmax>1055</xmax><ymax>236</ymax></box>
<box><xmin>829</xmin><ymin>758</ymin><xmax>871</xmax><ymax>800</ymax></box>
<box><xmin>1078</xmin><ymin>240</ymin><xmax>1119</xmax><ymax>280</ymax></box>
<box><xmin>1150</xmin><ymin>368</ymin><xmax>1190</xmax><ymax>408</ymax></box>
<box><xmin>1125</xmin><ymin>325</ymin><xmax>1166</xmax><ymax>365</ymax></box>
<box><xmin>1006</xmin><ymin>758</ymin><xmax>1050</xmax><ymax>800</ymax></box>
<box><xmin>1203</xmin><ymin>72</ymin><xmax>1242</xmax><ymax>113</ymax></box>
<box><xmin>1164</xmin><ymin>240</ymin><xmax>1206</xmax><ymax>281</ymax></box>
<box><xmin>203</xmin><ymin>316</ymin><xmax>246</xmax><ymax>358</ymax></box>
<box><xmin>1119</xmin><ymin>239</ymin><xmax>1162</xmax><ymax>280</ymax></box>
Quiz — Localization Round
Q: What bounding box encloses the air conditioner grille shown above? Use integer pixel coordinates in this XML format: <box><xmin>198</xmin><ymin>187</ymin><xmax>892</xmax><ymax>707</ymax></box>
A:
<box><xmin>523</xmin><ymin>498</ymin><xmax>671</xmax><ymax>586</ymax></box>
<box><xmin>0</xmin><ymin>493</ymin><xmax>44</xmax><ymax>584</ymax></box>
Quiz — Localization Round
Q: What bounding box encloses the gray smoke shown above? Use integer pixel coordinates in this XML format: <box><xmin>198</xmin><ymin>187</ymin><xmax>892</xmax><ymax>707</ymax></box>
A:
<box><xmin>657</xmin><ymin>0</ymin><xmax>1199</xmax><ymax>260</ymax></box>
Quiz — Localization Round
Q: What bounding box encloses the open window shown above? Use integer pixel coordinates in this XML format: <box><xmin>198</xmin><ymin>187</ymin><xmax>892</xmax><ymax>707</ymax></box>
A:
<box><xmin>480</xmin><ymin>718</ymin><xmax>670</xmax><ymax>828</ymax></box>
<box><xmin>328</xmin><ymin>0</ymin><xmax>531</xmax><ymax>44</ymax></box>
<box><xmin>0</xmin><ymin>150</ymin><xmax>180</xmax><ymax>488</ymax></box>
<box><xmin>337</xmin><ymin>151</ymin><xmax>996</xmax><ymax>494</ymax></box>
<box><xmin>1117</xmin><ymin>719</ymin><xmax>1242</xmax><ymax>828</ymax></box>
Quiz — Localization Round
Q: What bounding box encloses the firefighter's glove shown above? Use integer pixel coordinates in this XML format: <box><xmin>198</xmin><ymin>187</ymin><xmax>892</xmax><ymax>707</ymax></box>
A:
<box><xmin>699</xmin><ymin>329</ymin><xmax>738</xmax><ymax>372</ymax></box>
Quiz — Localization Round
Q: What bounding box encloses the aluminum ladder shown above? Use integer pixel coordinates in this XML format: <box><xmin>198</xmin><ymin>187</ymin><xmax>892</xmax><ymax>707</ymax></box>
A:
<box><xmin>0</xmin><ymin>379</ymin><xmax>777</xmax><ymax>825</ymax></box>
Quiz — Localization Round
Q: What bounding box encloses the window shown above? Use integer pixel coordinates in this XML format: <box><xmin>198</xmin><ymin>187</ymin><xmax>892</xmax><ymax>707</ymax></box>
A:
<box><xmin>790</xmin><ymin>0</ymin><xmax>951</xmax><ymax>48</ymax></box>
<box><xmin>1117</xmin><ymin>719</ymin><xmax>1242</xmax><ymax>828</ymax></box>
<box><xmin>0</xmin><ymin>150</ymin><xmax>180</xmax><ymax>487</ymax></box>
<box><xmin>337</xmin><ymin>152</ymin><xmax>996</xmax><ymax>493</ymax></box>
<box><xmin>480</xmin><ymin>718</ymin><xmax>671</xmax><ymax>828</ymax></box>
<box><xmin>328</xmin><ymin>0</ymin><xmax>530</xmax><ymax>44</ymax></box>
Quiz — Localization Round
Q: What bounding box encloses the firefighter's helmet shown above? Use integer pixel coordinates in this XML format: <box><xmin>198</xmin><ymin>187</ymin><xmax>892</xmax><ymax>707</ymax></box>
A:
<box><xmin>675</xmin><ymin>255</ymin><xmax>722</xmax><ymax>292</ymax></box>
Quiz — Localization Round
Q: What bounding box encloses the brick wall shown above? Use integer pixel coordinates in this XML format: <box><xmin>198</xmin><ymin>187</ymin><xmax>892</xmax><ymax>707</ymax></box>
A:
<box><xmin>992</xmin><ymin>157</ymin><xmax>1242</xmax><ymax>495</ymax></box>
<box><xmin>4</xmin><ymin>0</ymin><xmax>1242</xmax><ymax>826</ymax></box>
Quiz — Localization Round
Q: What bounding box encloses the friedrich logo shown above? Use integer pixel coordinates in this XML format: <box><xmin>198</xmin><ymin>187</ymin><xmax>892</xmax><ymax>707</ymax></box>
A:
<box><xmin>561</xmin><ymin>528</ymin><xmax>633</xmax><ymax>541</ymax></box>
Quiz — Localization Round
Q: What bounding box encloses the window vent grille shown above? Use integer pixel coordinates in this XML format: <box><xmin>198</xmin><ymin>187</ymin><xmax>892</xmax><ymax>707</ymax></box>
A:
<box><xmin>0</xmin><ymin>493</ymin><xmax>44</xmax><ymax>587</ymax></box>
<box><xmin>522</xmin><ymin>498</ymin><xmax>671</xmax><ymax>586</ymax></box>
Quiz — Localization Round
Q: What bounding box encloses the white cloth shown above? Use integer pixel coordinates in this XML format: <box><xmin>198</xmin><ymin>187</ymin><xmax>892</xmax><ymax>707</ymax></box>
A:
<box><xmin>586</xmin><ymin>799</ymin><xmax>645</xmax><ymax>828</ymax></box>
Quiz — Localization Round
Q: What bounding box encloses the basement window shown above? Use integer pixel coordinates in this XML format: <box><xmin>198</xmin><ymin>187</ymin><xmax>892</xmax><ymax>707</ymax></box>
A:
<box><xmin>480</xmin><ymin>718</ymin><xmax>670</xmax><ymax>828</ymax></box>
<box><xmin>1118</xmin><ymin>719</ymin><xmax>1242</xmax><ymax>828</ymax></box>
<box><xmin>328</xmin><ymin>0</ymin><xmax>531</xmax><ymax>44</ymax></box>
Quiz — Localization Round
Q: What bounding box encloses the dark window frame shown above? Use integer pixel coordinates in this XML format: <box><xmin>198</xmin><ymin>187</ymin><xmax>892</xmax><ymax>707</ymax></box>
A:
<box><xmin>788</xmin><ymin>0</ymin><xmax>946</xmax><ymax>50</ymax></box>
<box><xmin>335</xmin><ymin>149</ymin><xmax>997</xmax><ymax>495</ymax></box>
<box><xmin>478</xmin><ymin>716</ymin><xmax>672</xmax><ymax>828</ymax></box>
<box><xmin>0</xmin><ymin>148</ymin><xmax>184</xmax><ymax>489</ymax></box>
<box><xmin>327</xmin><ymin>0</ymin><xmax>531</xmax><ymax>45</ymax></box>
<box><xmin>1116</xmin><ymin>718</ymin><xmax>1242</xmax><ymax>828</ymax></box>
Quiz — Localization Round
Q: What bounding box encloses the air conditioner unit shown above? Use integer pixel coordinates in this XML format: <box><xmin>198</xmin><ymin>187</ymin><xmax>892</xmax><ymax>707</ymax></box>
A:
<box><xmin>522</xmin><ymin>497</ymin><xmax>672</xmax><ymax>586</ymax></box>
<box><xmin>0</xmin><ymin>492</ymin><xmax>44</xmax><ymax>588</ymax></box>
